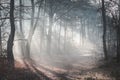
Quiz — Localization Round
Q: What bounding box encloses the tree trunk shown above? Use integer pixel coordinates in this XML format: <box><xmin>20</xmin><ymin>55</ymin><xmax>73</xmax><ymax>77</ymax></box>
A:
<box><xmin>58</xmin><ymin>21</ymin><xmax>61</xmax><ymax>51</ymax></box>
<box><xmin>7</xmin><ymin>0</ymin><xmax>15</xmax><ymax>67</ymax></box>
<box><xmin>47</xmin><ymin>14</ymin><xmax>53</xmax><ymax>54</ymax></box>
<box><xmin>117</xmin><ymin>26</ymin><xmax>120</xmax><ymax>62</ymax></box>
<box><xmin>101</xmin><ymin>0</ymin><xmax>108</xmax><ymax>60</ymax></box>
<box><xmin>19</xmin><ymin>0</ymin><xmax>26</xmax><ymax>59</ymax></box>
<box><xmin>19</xmin><ymin>0</ymin><xmax>23</xmax><ymax>34</ymax></box>
<box><xmin>0</xmin><ymin>4</ymin><xmax>2</xmax><ymax>56</ymax></box>
<box><xmin>26</xmin><ymin>0</ymin><xmax>43</xmax><ymax>59</ymax></box>
<box><xmin>116</xmin><ymin>0</ymin><xmax>120</xmax><ymax>62</ymax></box>
<box><xmin>47</xmin><ymin>0</ymin><xmax>53</xmax><ymax>54</ymax></box>
<box><xmin>64</xmin><ymin>22</ymin><xmax>67</xmax><ymax>51</ymax></box>
<box><xmin>25</xmin><ymin>0</ymin><xmax>35</xmax><ymax>59</ymax></box>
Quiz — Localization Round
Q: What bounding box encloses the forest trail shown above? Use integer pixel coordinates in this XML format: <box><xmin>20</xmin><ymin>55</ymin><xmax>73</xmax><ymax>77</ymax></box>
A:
<box><xmin>15</xmin><ymin>47</ymin><xmax>112</xmax><ymax>80</ymax></box>
<box><xmin>13</xmin><ymin>36</ymin><xmax>117</xmax><ymax>80</ymax></box>
<box><xmin>16</xmin><ymin>53</ymin><xmax>112</xmax><ymax>80</ymax></box>
<box><xmin>14</xmin><ymin>37</ymin><xmax>114</xmax><ymax>80</ymax></box>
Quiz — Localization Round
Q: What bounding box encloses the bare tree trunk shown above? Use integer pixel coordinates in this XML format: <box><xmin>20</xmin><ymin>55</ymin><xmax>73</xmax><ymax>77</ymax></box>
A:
<box><xmin>117</xmin><ymin>0</ymin><xmax>120</xmax><ymax>62</ymax></box>
<box><xmin>79</xmin><ymin>20</ymin><xmax>81</xmax><ymax>45</ymax></box>
<box><xmin>81</xmin><ymin>18</ymin><xmax>84</xmax><ymax>46</ymax></box>
<box><xmin>47</xmin><ymin>14</ymin><xmax>53</xmax><ymax>54</ymax></box>
<box><xmin>0</xmin><ymin>23</ymin><xmax>2</xmax><ymax>56</ymax></box>
<box><xmin>71</xmin><ymin>23</ymin><xmax>74</xmax><ymax>42</ymax></box>
<box><xmin>7</xmin><ymin>0</ymin><xmax>15</xmax><ymax>67</ymax></box>
<box><xmin>0</xmin><ymin>2</ymin><xmax>2</xmax><ymax>55</ymax></box>
<box><xmin>40</xmin><ymin>6</ymin><xmax>46</xmax><ymax>52</ymax></box>
<box><xmin>19</xmin><ymin>0</ymin><xmax>23</xmax><ymax>34</ymax></box>
<box><xmin>19</xmin><ymin>0</ymin><xmax>27</xmax><ymax>59</ymax></box>
<box><xmin>47</xmin><ymin>0</ymin><xmax>53</xmax><ymax>54</ymax></box>
<box><xmin>26</xmin><ymin>0</ymin><xmax>43</xmax><ymax>59</ymax></box>
<box><xmin>58</xmin><ymin>21</ymin><xmax>61</xmax><ymax>51</ymax></box>
<box><xmin>116</xmin><ymin>26</ymin><xmax>120</xmax><ymax>62</ymax></box>
<box><xmin>25</xmin><ymin>0</ymin><xmax>35</xmax><ymax>59</ymax></box>
<box><xmin>64</xmin><ymin>22</ymin><xmax>67</xmax><ymax>51</ymax></box>
<box><xmin>101</xmin><ymin>0</ymin><xmax>108</xmax><ymax>60</ymax></box>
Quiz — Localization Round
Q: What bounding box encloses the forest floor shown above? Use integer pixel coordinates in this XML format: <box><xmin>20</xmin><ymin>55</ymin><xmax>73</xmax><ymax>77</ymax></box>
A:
<box><xmin>1</xmin><ymin>56</ymin><xmax>120</xmax><ymax>80</ymax></box>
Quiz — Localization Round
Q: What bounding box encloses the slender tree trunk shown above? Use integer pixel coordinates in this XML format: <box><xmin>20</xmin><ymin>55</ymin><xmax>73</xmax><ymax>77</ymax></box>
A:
<box><xmin>19</xmin><ymin>0</ymin><xmax>26</xmax><ymax>59</ymax></box>
<box><xmin>79</xmin><ymin>20</ymin><xmax>81</xmax><ymax>45</ymax></box>
<box><xmin>58</xmin><ymin>21</ymin><xmax>61</xmax><ymax>51</ymax></box>
<box><xmin>101</xmin><ymin>0</ymin><xmax>108</xmax><ymax>60</ymax></box>
<box><xmin>19</xmin><ymin>0</ymin><xmax>23</xmax><ymax>34</ymax></box>
<box><xmin>47</xmin><ymin>14</ymin><xmax>53</xmax><ymax>54</ymax></box>
<box><xmin>0</xmin><ymin>31</ymin><xmax>1</xmax><ymax>56</ymax></box>
<box><xmin>64</xmin><ymin>22</ymin><xmax>67</xmax><ymax>51</ymax></box>
<box><xmin>81</xmin><ymin>18</ymin><xmax>84</xmax><ymax>46</ymax></box>
<box><xmin>116</xmin><ymin>26</ymin><xmax>120</xmax><ymax>62</ymax></box>
<box><xmin>25</xmin><ymin>0</ymin><xmax>35</xmax><ymax>59</ymax></box>
<box><xmin>26</xmin><ymin>0</ymin><xmax>43</xmax><ymax>59</ymax></box>
<box><xmin>117</xmin><ymin>0</ymin><xmax>120</xmax><ymax>62</ymax></box>
<box><xmin>0</xmin><ymin>2</ymin><xmax>2</xmax><ymax>56</ymax></box>
<box><xmin>71</xmin><ymin>23</ymin><xmax>74</xmax><ymax>42</ymax></box>
<box><xmin>40</xmin><ymin>6</ymin><xmax>45</xmax><ymax>52</ymax></box>
<box><xmin>47</xmin><ymin>0</ymin><xmax>53</xmax><ymax>54</ymax></box>
<box><xmin>7</xmin><ymin>0</ymin><xmax>15</xmax><ymax>67</ymax></box>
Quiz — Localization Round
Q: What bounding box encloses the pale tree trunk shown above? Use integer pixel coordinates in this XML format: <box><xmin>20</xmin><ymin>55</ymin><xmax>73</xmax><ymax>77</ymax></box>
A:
<box><xmin>40</xmin><ymin>15</ymin><xmax>44</xmax><ymax>52</ymax></box>
<box><xmin>47</xmin><ymin>14</ymin><xmax>53</xmax><ymax>54</ymax></box>
<box><xmin>71</xmin><ymin>23</ymin><xmax>74</xmax><ymax>42</ymax></box>
<box><xmin>25</xmin><ymin>0</ymin><xmax>35</xmax><ymax>59</ymax></box>
<box><xmin>79</xmin><ymin>19</ymin><xmax>82</xmax><ymax>45</ymax></box>
<box><xmin>26</xmin><ymin>0</ymin><xmax>43</xmax><ymax>59</ymax></box>
<box><xmin>19</xmin><ymin>0</ymin><xmax>26</xmax><ymax>58</ymax></box>
<box><xmin>58</xmin><ymin>21</ymin><xmax>61</xmax><ymax>51</ymax></box>
<box><xmin>64</xmin><ymin>22</ymin><xmax>67</xmax><ymax>51</ymax></box>
<box><xmin>47</xmin><ymin>0</ymin><xmax>53</xmax><ymax>54</ymax></box>
<box><xmin>79</xmin><ymin>20</ymin><xmax>81</xmax><ymax>45</ymax></box>
<box><xmin>80</xmin><ymin>18</ymin><xmax>84</xmax><ymax>46</ymax></box>
<box><xmin>19</xmin><ymin>0</ymin><xmax>23</xmax><ymax>34</ymax></box>
<box><xmin>40</xmin><ymin>6</ymin><xmax>46</xmax><ymax>52</ymax></box>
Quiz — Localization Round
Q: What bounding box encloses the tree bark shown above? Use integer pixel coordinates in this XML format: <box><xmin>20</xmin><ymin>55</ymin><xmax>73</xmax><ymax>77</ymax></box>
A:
<box><xmin>0</xmin><ymin>1</ymin><xmax>2</xmax><ymax>56</ymax></box>
<box><xmin>116</xmin><ymin>0</ymin><xmax>120</xmax><ymax>62</ymax></box>
<box><xmin>101</xmin><ymin>0</ymin><xmax>108</xmax><ymax>60</ymax></box>
<box><xmin>7</xmin><ymin>0</ymin><xmax>15</xmax><ymax>66</ymax></box>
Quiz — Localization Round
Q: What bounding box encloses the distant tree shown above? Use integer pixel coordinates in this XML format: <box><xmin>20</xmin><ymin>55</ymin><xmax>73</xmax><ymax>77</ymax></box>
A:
<box><xmin>26</xmin><ymin>0</ymin><xmax>43</xmax><ymax>59</ymax></box>
<box><xmin>25</xmin><ymin>0</ymin><xmax>35</xmax><ymax>59</ymax></box>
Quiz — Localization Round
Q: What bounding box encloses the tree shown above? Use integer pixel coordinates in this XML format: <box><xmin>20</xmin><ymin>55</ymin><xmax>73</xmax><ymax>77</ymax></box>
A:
<box><xmin>101</xmin><ymin>0</ymin><xmax>108</xmax><ymax>60</ymax></box>
<box><xmin>25</xmin><ymin>0</ymin><xmax>43</xmax><ymax>59</ymax></box>
<box><xmin>25</xmin><ymin>0</ymin><xmax>35</xmax><ymax>59</ymax></box>
<box><xmin>0</xmin><ymin>1</ymin><xmax>2</xmax><ymax>55</ymax></box>
<box><xmin>46</xmin><ymin>0</ymin><xmax>54</xmax><ymax>54</ymax></box>
<box><xmin>7</xmin><ymin>0</ymin><xmax>15</xmax><ymax>67</ymax></box>
<box><xmin>116</xmin><ymin>0</ymin><xmax>120</xmax><ymax>62</ymax></box>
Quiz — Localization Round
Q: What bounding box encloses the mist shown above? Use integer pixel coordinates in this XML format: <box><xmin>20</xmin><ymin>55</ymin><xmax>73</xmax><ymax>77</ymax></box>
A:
<box><xmin>1</xmin><ymin>0</ymin><xmax>120</xmax><ymax>80</ymax></box>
